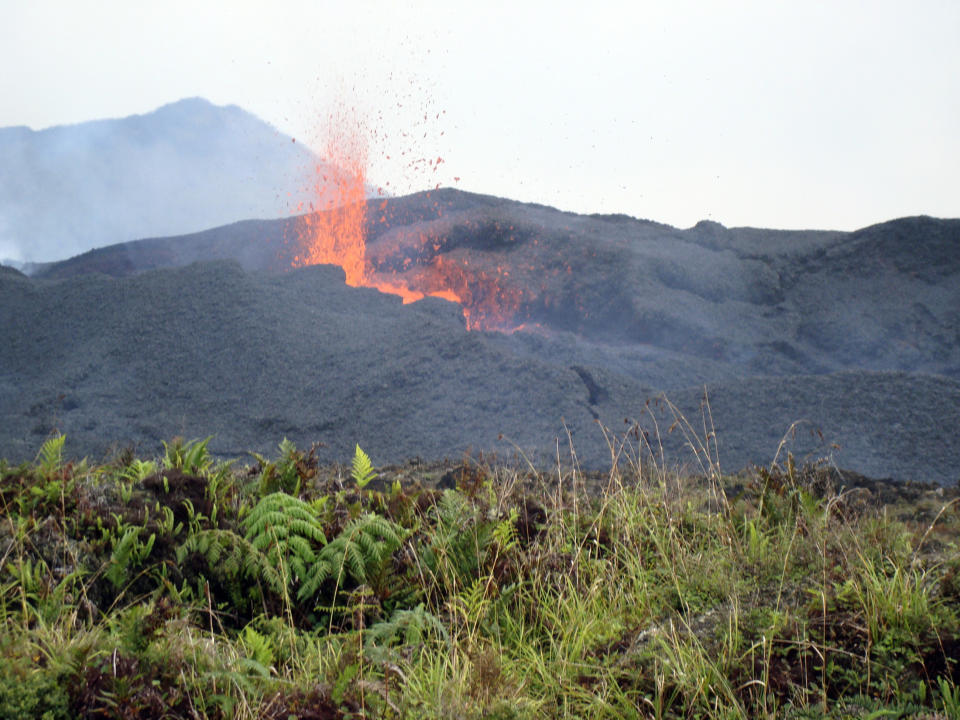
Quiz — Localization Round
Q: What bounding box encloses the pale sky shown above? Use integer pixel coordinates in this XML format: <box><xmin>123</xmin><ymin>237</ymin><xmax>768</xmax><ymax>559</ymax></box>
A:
<box><xmin>2</xmin><ymin>0</ymin><xmax>958</xmax><ymax>230</ymax></box>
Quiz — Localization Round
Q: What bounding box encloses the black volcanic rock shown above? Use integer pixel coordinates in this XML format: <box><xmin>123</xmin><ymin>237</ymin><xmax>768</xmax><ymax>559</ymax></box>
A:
<box><xmin>0</xmin><ymin>98</ymin><xmax>326</xmax><ymax>263</ymax></box>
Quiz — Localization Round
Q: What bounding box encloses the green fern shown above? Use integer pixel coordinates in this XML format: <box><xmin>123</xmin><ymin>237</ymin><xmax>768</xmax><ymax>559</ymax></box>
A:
<box><xmin>36</xmin><ymin>434</ymin><xmax>65</xmax><ymax>477</ymax></box>
<box><xmin>242</xmin><ymin>492</ymin><xmax>326</xmax><ymax>594</ymax></box>
<box><xmin>366</xmin><ymin>603</ymin><xmax>449</xmax><ymax>650</ymax></box>
<box><xmin>162</xmin><ymin>436</ymin><xmax>213</xmax><ymax>474</ymax></box>
<box><xmin>240</xmin><ymin>625</ymin><xmax>276</xmax><ymax>668</ymax></box>
<box><xmin>120</xmin><ymin>458</ymin><xmax>156</xmax><ymax>483</ymax></box>
<box><xmin>178</xmin><ymin>492</ymin><xmax>333</xmax><ymax>607</ymax></box>
<box><xmin>419</xmin><ymin>490</ymin><xmax>495</xmax><ymax>596</ymax></box>
<box><xmin>253</xmin><ymin>437</ymin><xmax>304</xmax><ymax>496</ymax></box>
<box><xmin>298</xmin><ymin>513</ymin><xmax>403</xmax><ymax>603</ymax></box>
<box><xmin>492</xmin><ymin>508</ymin><xmax>519</xmax><ymax>552</ymax></box>
<box><xmin>351</xmin><ymin>444</ymin><xmax>376</xmax><ymax>489</ymax></box>
<box><xmin>276</xmin><ymin>437</ymin><xmax>301</xmax><ymax>489</ymax></box>
<box><xmin>5</xmin><ymin>556</ymin><xmax>47</xmax><ymax>599</ymax></box>
<box><xmin>176</xmin><ymin>527</ymin><xmax>284</xmax><ymax>599</ymax></box>
<box><xmin>105</xmin><ymin>526</ymin><xmax>156</xmax><ymax>589</ymax></box>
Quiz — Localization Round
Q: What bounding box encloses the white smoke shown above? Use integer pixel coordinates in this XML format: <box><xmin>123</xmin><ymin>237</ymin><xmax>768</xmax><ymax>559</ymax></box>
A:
<box><xmin>0</xmin><ymin>214</ymin><xmax>23</xmax><ymax>265</ymax></box>
<box><xmin>0</xmin><ymin>98</ymin><xmax>328</xmax><ymax>263</ymax></box>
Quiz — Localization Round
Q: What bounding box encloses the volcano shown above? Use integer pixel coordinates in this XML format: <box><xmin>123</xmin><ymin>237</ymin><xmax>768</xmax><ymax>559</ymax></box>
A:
<box><xmin>3</xmin><ymin>189</ymin><xmax>959</xmax><ymax>484</ymax></box>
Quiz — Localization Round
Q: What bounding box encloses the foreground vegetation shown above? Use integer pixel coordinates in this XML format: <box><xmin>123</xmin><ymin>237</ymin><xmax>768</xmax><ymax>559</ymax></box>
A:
<box><xmin>1</xmin><ymin>430</ymin><xmax>959</xmax><ymax>719</ymax></box>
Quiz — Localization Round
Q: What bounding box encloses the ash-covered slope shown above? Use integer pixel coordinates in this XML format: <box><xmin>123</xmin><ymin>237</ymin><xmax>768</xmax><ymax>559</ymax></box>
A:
<box><xmin>5</xmin><ymin>190</ymin><xmax>959</xmax><ymax>482</ymax></box>
<box><xmin>2</xmin><ymin>257</ymin><xmax>959</xmax><ymax>483</ymax></box>
<box><xmin>35</xmin><ymin>189</ymin><xmax>960</xmax><ymax>383</ymax></box>
<box><xmin>0</xmin><ymin>98</ymin><xmax>325</xmax><ymax>264</ymax></box>
<box><xmin>0</xmin><ymin>261</ymin><xmax>592</xmax><ymax>466</ymax></box>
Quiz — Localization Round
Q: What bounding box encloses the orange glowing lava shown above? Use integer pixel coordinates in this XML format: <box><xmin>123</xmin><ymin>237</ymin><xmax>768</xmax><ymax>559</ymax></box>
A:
<box><xmin>292</xmin><ymin>107</ymin><xmax>524</xmax><ymax>333</ymax></box>
<box><xmin>291</xmin><ymin>123</ymin><xmax>369</xmax><ymax>287</ymax></box>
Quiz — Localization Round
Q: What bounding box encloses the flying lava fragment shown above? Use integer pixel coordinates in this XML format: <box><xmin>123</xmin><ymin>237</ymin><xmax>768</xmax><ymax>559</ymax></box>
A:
<box><xmin>291</xmin><ymin>103</ymin><xmax>525</xmax><ymax>332</ymax></box>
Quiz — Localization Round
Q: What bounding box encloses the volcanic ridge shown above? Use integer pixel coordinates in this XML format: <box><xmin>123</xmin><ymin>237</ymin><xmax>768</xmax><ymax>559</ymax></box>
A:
<box><xmin>2</xmin><ymin>189</ymin><xmax>958</xmax><ymax>484</ymax></box>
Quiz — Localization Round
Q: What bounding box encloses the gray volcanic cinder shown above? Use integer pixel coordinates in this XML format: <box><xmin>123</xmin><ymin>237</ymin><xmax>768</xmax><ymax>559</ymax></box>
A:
<box><xmin>3</xmin><ymin>189</ymin><xmax>958</xmax><ymax>484</ymax></box>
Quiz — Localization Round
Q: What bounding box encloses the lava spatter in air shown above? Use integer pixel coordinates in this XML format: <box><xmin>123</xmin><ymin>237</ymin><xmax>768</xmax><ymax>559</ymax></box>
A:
<box><xmin>290</xmin><ymin>96</ymin><xmax>526</xmax><ymax>333</ymax></box>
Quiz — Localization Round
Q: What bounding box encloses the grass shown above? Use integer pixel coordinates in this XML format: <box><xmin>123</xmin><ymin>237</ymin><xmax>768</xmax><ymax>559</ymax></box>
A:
<box><xmin>1</xmin><ymin>429</ymin><xmax>958</xmax><ymax>719</ymax></box>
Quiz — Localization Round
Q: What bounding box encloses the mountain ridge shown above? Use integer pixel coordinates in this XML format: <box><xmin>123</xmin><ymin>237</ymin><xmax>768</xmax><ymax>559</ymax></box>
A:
<box><xmin>0</xmin><ymin>98</ymin><xmax>325</xmax><ymax>263</ymax></box>
<box><xmin>3</xmin><ymin>190</ymin><xmax>957</xmax><ymax>483</ymax></box>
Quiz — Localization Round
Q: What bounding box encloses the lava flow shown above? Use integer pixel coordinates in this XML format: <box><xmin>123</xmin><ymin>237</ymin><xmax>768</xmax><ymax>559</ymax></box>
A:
<box><xmin>291</xmin><ymin>114</ymin><xmax>523</xmax><ymax>332</ymax></box>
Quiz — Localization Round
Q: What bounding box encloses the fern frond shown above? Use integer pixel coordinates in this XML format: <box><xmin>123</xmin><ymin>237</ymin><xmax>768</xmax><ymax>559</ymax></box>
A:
<box><xmin>252</xmin><ymin>438</ymin><xmax>310</xmax><ymax>496</ymax></box>
<box><xmin>177</xmin><ymin>528</ymin><xmax>285</xmax><ymax>596</ymax></box>
<box><xmin>418</xmin><ymin>489</ymin><xmax>496</xmax><ymax>595</ymax></box>
<box><xmin>244</xmin><ymin>546</ymin><xmax>284</xmax><ymax>597</ymax></box>
<box><xmin>246</xmin><ymin>512</ymin><xmax>294</xmax><ymax>548</ymax></box>
<box><xmin>366</xmin><ymin>603</ymin><xmax>449</xmax><ymax>650</ymax></box>
<box><xmin>492</xmin><ymin>508</ymin><xmax>519</xmax><ymax>551</ymax></box>
<box><xmin>106</xmin><ymin>526</ymin><xmax>155</xmax><ymax>589</ymax></box>
<box><xmin>241</xmin><ymin>626</ymin><xmax>275</xmax><ymax>668</ymax></box>
<box><xmin>298</xmin><ymin>557</ymin><xmax>335</xmax><ymax>601</ymax></box>
<box><xmin>183</xmin><ymin>436</ymin><xmax>213</xmax><ymax>474</ymax></box>
<box><xmin>286</xmin><ymin>519</ymin><xmax>325</xmax><ymax>545</ymax></box>
<box><xmin>120</xmin><ymin>459</ymin><xmax>156</xmax><ymax>483</ymax></box>
<box><xmin>340</xmin><ymin>541</ymin><xmax>367</xmax><ymax>583</ymax></box>
<box><xmin>163</xmin><ymin>436</ymin><xmax>214</xmax><ymax>473</ymax></box>
<box><xmin>351</xmin><ymin>444</ymin><xmax>376</xmax><ymax>488</ymax></box>
<box><xmin>284</xmin><ymin>534</ymin><xmax>316</xmax><ymax>564</ymax></box>
<box><xmin>298</xmin><ymin>513</ymin><xmax>404</xmax><ymax>603</ymax></box>
<box><xmin>241</xmin><ymin>492</ymin><xmax>326</xmax><ymax>595</ymax></box>
<box><xmin>243</xmin><ymin>494</ymin><xmax>325</xmax><ymax>543</ymax></box>
<box><xmin>278</xmin><ymin>437</ymin><xmax>297</xmax><ymax>463</ymax></box>
<box><xmin>37</xmin><ymin>434</ymin><xmax>65</xmax><ymax>476</ymax></box>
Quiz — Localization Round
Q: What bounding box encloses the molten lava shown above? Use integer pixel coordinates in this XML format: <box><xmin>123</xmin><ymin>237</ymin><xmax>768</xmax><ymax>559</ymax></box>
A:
<box><xmin>291</xmin><ymin>129</ymin><xmax>369</xmax><ymax>287</ymax></box>
<box><xmin>291</xmin><ymin>114</ymin><xmax>525</xmax><ymax>333</ymax></box>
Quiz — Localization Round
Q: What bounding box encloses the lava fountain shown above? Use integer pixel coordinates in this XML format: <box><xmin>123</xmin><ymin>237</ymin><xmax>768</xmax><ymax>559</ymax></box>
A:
<box><xmin>291</xmin><ymin>110</ymin><xmax>525</xmax><ymax>332</ymax></box>
<box><xmin>291</xmin><ymin>116</ymin><xmax>369</xmax><ymax>288</ymax></box>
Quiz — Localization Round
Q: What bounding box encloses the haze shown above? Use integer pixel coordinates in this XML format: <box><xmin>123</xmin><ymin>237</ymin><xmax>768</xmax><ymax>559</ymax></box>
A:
<box><xmin>2</xmin><ymin>0</ymin><xmax>958</xmax><ymax>233</ymax></box>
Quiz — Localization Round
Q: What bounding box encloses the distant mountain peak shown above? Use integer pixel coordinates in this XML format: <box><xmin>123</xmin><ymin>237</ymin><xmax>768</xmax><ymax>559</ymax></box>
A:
<box><xmin>0</xmin><ymin>99</ymin><xmax>327</xmax><ymax>262</ymax></box>
<box><xmin>692</xmin><ymin>219</ymin><xmax>727</xmax><ymax>232</ymax></box>
<box><xmin>145</xmin><ymin>97</ymin><xmax>250</xmax><ymax>121</ymax></box>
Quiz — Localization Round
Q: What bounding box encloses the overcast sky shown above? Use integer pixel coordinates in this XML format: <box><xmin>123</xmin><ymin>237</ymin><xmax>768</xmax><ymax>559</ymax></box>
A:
<box><xmin>2</xmin><ymin>0</ymin><xmax>958</xmax><ymax>230</ymax></box>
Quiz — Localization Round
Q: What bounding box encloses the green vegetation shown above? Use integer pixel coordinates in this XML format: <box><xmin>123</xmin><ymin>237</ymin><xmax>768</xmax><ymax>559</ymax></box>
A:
<box><xmin>1</xmin><ymin>432</ymin><xmax>959</xmax><ymax>718</ymax></box>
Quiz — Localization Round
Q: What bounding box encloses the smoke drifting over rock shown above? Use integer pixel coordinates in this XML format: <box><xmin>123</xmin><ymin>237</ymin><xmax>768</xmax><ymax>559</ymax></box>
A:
<box><xmin>3</xmin><ymin>188</ymin><xmax>958</xmax><ymax>484</ymax></box>
<box><xmin>0</xmin><ymin>98</ymin><xmax>325</xmax><ymax>264</ymax></box>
